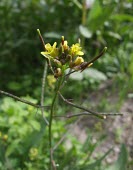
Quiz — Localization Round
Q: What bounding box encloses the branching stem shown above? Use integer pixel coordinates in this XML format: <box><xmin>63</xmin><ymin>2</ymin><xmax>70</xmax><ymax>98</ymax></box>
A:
<box><xmin>0</xmin><ymin>90</ymin><xmax>49</xmax><ymax>108</ymax></box>
<box><xmin>54</xmin><ymin>112</ymin><xmax>123</xmax><ymax>119</ymax></box>
<box><xmin>58</xmin><ymin>92</ymin><xmax>105</xmax><ymax>119</ymax></box>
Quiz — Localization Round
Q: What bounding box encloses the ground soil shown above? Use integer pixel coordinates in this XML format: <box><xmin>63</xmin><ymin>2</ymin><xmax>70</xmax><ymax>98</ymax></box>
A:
<box><xmin>69</xmin><ymin>80</ymin><xmax>133</xmax><ymax>167</ymax></box>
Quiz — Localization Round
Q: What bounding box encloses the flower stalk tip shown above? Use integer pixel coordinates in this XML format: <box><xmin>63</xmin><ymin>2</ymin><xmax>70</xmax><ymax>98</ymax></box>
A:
<box><xmin>104</xmin><ymin>47</ymin><xmax>107</xmax><ymax>52</ymax></box>
<box><xmin>37</xmin><ymin>29</ymin><xmax>41</xmax><ymax>35</ymax></box>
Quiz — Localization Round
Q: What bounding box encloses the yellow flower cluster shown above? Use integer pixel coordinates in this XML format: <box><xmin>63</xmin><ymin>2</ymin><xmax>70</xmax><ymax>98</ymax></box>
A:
<box><xmin>29</xmin><ymin>147</ymin><xmax>38</xmax><ymax>161</ymax></box>
<box><xmin>41</xmin><ymin>36</ymin><xmax>89</xmax><ymax>78</ymax></box>
<box><xmin>0</xmin><ymin>132</ymin><xmax>8</xmax><ymax>142</ymax></box>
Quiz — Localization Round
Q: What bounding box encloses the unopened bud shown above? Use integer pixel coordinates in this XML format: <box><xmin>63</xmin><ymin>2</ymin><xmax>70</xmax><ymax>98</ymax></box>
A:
<box><xmin>73</xmin><ymin>56</ymin><xmax>84</xmax><ymax>66</ymax></box>
<box><xmin>54</xmin><ymin>68</ymin><xmax>62</xmax><ymax>78</ymax></box>
<box><xmin>61</xmin><ymin>36</ymin><xmax>64</xmax><ymax>45</ymax></box>
<box><xmin>53</xmin><ymin>59</ymin><xmax>62</xmax><ymax>67</ymax></box>
<box><xmin>88</xmin><ymin>63</ymin><xmax>93</xmax><ymax>67</ymax></box>
<box><xmin>2</xmin><ymin>134</ymin><xmax>8</xmax><ymax>141</ymax></box>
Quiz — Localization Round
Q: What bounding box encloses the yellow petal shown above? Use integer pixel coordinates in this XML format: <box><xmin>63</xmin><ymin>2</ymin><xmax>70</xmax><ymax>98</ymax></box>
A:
<box><xmin>77</xmin><ymin>51</ymin><xmax>84</xmax><ymax>55</ymax></box>
<box><xmin>45</xmin><ymin>43</ymin><xmax>52</xmax><ymax>51</ymax></box>
<box><xmin>41</xmin><ymin>52</ymin><xmax>50</xmax><ymax>59</ymax></box>
<box><xmin>74</xmin><ymin>56</ymin><xmax>84</xmax><ymax>66</ymax></box>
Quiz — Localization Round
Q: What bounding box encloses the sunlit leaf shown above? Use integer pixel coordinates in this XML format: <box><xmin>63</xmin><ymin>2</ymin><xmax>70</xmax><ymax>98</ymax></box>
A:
<box><xmin>79</xmin><ymin>25</ymin><xmax>92</xmax><ymax>38</ymax></box>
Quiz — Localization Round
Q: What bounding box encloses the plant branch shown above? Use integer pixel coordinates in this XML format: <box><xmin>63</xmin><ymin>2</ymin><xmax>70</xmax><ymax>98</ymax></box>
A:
<box><xmin>58</xmin><ymin>92</ymin><xmax>105</xmax><ymax>119</ymax></box>
<box><xmin>0</xmin><ymin>90</ymin><xmax>49</xmax><ymax>108</ymax></box>
<box><xmin>54</xmin><ymin>112</ymin><xmax>123</xmax><ymax>119</ymax></box>
<box><xmin>81</xmin><ymin>47</ymin><xmax>107</xmax><ymax>71</ymax></box>
<box><xmin>37</xmin><ymin>29</ymin><xmax>46</xmax><ymax>50</ymax></box>
<box><xmin>40</xmin><ymin>61</ymin><xmax>49</xmax><ymax>125</ymax></box>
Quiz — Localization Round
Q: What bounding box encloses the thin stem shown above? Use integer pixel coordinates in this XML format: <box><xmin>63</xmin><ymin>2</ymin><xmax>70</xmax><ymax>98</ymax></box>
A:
<box><xmin>81</xmin><ymin>47</ymin><xmax>107</xmax><ymax>72</ymax></box>
<box><xmin>40</xmin><ymin>61</ymin><xmax>49</xmax><ymax>125</ymax></box>
<box><xmin>54</xmin><ymin>112</ymin><xmax>123</xmax><ymax>119</ymax></box>
<box><xmin>49</xmin><ymin>78</ymin><xmax>63</xmax><ymax>170</ymax></box>
<box><xmin>0</xmin><ymin>90</ymin><xmax>49</xmax><ymax>108</ymax></box>
<box><xmin>37</xmin><ymin>29</ymin><xmax>46</xmax><ymax>50</ymax></box>
<box><xmin>58</xmin><ymin>92</ymin><xmax>105</xmax><ymax>119</ymax></box>
<box><xmin>81</xmin><ymin>0</ymin><xmax>87</xmax><ymax>48</ymax></box>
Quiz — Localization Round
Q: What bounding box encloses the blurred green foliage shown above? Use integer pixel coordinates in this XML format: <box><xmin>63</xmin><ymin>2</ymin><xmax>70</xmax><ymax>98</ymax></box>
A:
<box><xmin>0</xmin><ymin>0</ymin><xmax>133</xmax><ymax>169</ymax></box>
<box><xmin>0</xmin><ymin>97</ymin><xmax>116</xmax><ymax>169</ymax></box>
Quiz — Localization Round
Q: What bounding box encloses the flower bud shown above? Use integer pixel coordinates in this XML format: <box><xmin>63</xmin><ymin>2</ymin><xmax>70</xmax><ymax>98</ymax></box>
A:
<box><xmin>53</xmin><ymin>59</ymin><xmax>62</xmax><ymax>67</ymax></box>
<box><xmin>61</xmin><ymin>36</ymin><xmax>64</xmax><ymax>45</ymax></box>
<box><xmin>73</xmin><ymin>56</ymin><xmax>84</xmax><ymax>66</ymax></box>
<box><xmin>54</xmin><ymin>68</ymin><xmax>62</xmax><ymax>78</ymax></box>
<box><xmin>2</xmin><ymin>134</ymin><xmax>8</xmax><ymax>141</ymax></box>
<box><xmin>29</xmin><ymin>148</ymin><xmax>38</xmax><ymax>161</ymax></box>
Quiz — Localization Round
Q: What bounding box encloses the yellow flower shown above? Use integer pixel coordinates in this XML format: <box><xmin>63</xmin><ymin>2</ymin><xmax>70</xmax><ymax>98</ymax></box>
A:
<box><xmin>2</xmin><ymin>134</ymin><xmax>8</xmax><ymax>141</ymax></box>
<box><xmin>69</xmin><ymin>43</ymin><xmax>84</xmax><ymax>57</ymax></box>
<box><xmin>29</xmin><ymin>148</ymin><xmax>38</xmax><ymax>161</ymax></box>
<box><xmin>73</xmin><ymin>56</ymin><xmax>84</xmax><ymax>66</ymax></box>
<box><xmin>47</xmin><ymin>75</ymin><xmax>56</xmax><ymax>88</ymax></box>
<box><xmin>41</xmin><ymin>42</ymin><xmax>58</xmax><ymax>58</ymax></box>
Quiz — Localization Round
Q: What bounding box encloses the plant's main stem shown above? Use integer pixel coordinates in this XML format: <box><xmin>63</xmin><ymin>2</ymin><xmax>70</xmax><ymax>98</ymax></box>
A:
<box><xmin>49</xmin><ymin>78</ymin><xmax>62</xmax><ymax>170</ymax></box>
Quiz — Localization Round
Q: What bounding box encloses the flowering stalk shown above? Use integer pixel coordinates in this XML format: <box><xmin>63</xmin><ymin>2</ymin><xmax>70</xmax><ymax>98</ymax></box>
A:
<box><xmin>38</xmin><ymin>31</ymin><xmax>108</xmax><ymax>169</ymax></box>
<box><xmin>49</xmin><ymin>77</ymin><xmax>63</xmax><ymax>170</ymax></box>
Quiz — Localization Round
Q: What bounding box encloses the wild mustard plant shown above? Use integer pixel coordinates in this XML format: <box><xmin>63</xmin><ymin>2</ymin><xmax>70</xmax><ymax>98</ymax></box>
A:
<box><xmin>37</xmin><ymin>29</ymin><xmax>107</xmax><ymax>170</ymax></box>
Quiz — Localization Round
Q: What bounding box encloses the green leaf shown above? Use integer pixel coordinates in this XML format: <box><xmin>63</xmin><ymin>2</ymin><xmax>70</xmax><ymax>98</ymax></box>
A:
<box><xmin>83</xmin><ymin>68</ymin><xmax>107</xmax><ymax>81</ymax></box>
<box><xmin>80</xmin><ymin>148</ymin><xmax>113</xmax><ymax>170</ymax></box>
<box><xmin>70</xmin><ymin>71</ymin><xmax>83</xmax><ymax>80</ymax></box>
<box><xmin>87</xmin><ymin>0</ymin><xmax>114</xmax><ymax>31</ymax></box>
<box><xmin>29</xmin><ymin>120</ymin><xmax>41</xmax><ymax>131</ymax></box>
<box><xmin>7</xmin><ymin>82</ymin><xmax>22</xmax><ymax>91</ymax></box>
<box><xmin>79</xmin><ymin>25</ymin><xmax>92</xmax><ymax>38</ymax></box>
<box><xmin>111</xmin><ymin>14</ymin><xmax>133</xmax><ymax>22</ymax></box>
<box><xmin>23</xmin><ymin>119</ymin><xmax>46</xmax><ymax>151</ymax></box>
<box><xmin>72</xmin><ymin>0</ymin><xmax>82</xmax><ymax>9</ymax></box>
<box><xmin>108</xmin><ymin>31</ymin><xmax>122</xmax><ymax>40</ymax></box>
<box><xmin>106</xmin><ymin>144</ymin><xmax>128</xmax><ymax>170</ymax></box>
<box><xmin>44</xmin><ymin>32</ymin><xmax>61</xmax><ymax>39</ymax></box>
<box><xmin>87</xmin><ymin>0</ymin><xmax>102</xmax><ymax>23</ymax></box>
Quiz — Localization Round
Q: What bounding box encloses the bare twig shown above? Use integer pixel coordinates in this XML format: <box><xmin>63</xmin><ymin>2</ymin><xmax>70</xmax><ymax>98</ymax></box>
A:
<box><xmin>58</xmin><ymin>92</ymin><xmax>105</xmax><ymax>119</ymax></box>
<box><xmin>65</xmin><ymin>69</ymin><xmax>76</xmax><ymax>77</ymax></box>
<box><xmin>80</xmin><ymin>47</ymin><xmax>107</xmax><ymax>72</ymax></box>
<box><xmin>53</xmin><ymin>134</ymin><xmax>67</xmax><ymax>151</ymax></box>
<box><xmin>54</xmin><ymin>112</ymin><xmax>123</xmax><ymax>119</ymax></box>
<box><xmin>0</xmin><ymin>90</ymin><xmax>49</xmax><ymax>108</ymax></box>
<box><xmin>37</xmin><ymin>29</ymin><xmax>46</xmax><ymax>50</ymax></box>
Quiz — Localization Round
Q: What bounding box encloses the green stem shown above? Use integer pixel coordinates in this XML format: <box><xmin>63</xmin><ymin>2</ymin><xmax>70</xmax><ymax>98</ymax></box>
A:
<box><xmin>49</xmin><ymin>77</ymin><xmax>63</xmax><ymax>170</ymax></box>
<box><xmin>81</xmin><ymin>0</ymin><xmax>87</xmax><ymax>48</ymax></box>
<box><xmin>41</xmin><ymin>61</ymin><xmax>49</xmax><ymax>125</ymax></box>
